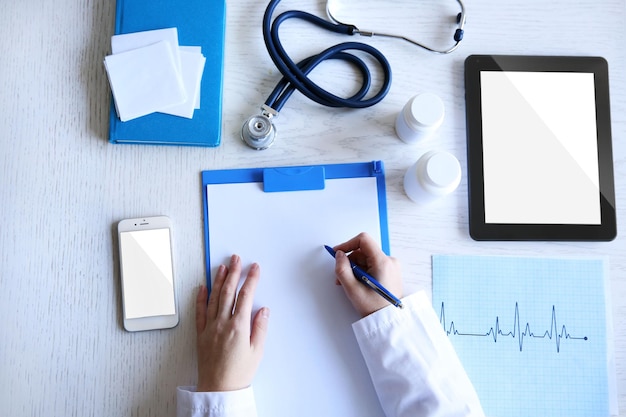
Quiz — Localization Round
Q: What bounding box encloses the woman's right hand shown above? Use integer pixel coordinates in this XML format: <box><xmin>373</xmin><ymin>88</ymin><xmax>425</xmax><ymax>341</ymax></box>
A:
<box><xmin>333</xmin><ymin>233</ymin><xmax>403</xmax><ymax>317</ymax></box>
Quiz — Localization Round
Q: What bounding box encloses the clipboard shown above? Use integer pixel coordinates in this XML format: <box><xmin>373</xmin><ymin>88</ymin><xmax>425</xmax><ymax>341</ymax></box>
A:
<box><xmin>201</xmin><ymin>161</ymin><xmax>389</xmax><ymax>417</ymax></box>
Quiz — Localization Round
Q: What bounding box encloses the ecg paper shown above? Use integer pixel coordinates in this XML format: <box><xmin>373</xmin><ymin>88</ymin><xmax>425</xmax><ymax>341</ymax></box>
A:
<box><xmin>432</xmin><ymin>255</ymin><xmax>612</xmax><ymax>417</ymax></box>
<box><xmin>205</xmin><ymin>177</ymin><xmax>385</xmax><ymax>417</ymax></box>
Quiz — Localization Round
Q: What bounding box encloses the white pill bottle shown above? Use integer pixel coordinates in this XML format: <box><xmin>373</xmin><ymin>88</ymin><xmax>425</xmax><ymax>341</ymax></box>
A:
<box><xmin>395</xmin><ymin>93</ymin><xmax>445</xmax><ymax>144</ymax></box>
<box><xmin>404</xmin><ymin>150</ymin><xmax>462</xmax><ymax>204</ymax></box>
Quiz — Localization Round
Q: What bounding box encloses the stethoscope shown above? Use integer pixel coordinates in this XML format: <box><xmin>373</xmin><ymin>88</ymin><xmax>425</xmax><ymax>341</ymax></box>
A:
<box><xmin>241</xmin><ymin>0</ymin><xmax>467</xmax><ymax>150</ymax></box>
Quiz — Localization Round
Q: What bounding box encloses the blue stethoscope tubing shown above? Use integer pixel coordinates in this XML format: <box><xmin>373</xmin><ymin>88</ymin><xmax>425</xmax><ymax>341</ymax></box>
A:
<box><xmin>241</xmin><ymin>0</ymin><xmax>465</xmax><ymax>149</ymax></box>
<box><xmin>262</xmin><ymin>0</ymin><xmax>392</xmax><ymax>113</ymax></box>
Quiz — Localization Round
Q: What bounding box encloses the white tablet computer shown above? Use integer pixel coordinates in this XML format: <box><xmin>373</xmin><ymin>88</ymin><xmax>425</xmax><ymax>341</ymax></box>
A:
<box><xmin>464</xmin><ymin>55</ymin><xmax>616</xmax><ymax>241</ymax></box>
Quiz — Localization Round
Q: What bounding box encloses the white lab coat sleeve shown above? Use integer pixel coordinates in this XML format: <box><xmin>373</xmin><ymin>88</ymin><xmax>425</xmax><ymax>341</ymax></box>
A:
<box><xmin>352</xmin><ymin>291</ymin><xmax>485</xmax><ymax>417</ymax></box>
<box><xmin>176</xmin><ymin>386</ymin><xmax>258</xmax><ymax>417</ymax></box>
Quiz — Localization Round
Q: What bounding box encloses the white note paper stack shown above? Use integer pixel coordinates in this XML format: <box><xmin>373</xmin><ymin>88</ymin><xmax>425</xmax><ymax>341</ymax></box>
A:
<box><xmin>104</xmin><ymin>28</ymin><xmax>206</xmax><ymax>122</ymax></box>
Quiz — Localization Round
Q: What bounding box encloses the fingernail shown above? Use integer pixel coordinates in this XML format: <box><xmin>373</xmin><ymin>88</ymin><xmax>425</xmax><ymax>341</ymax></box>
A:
<box><xmin>250</xmin><ymin>263</ymin><xmax>259</xmax><ymax>272</ymax></box>
<box><xmin>262</xmin><ymin>307</ymin><xmax>270</xmax><ymax>318</ymax></box>
<box><xmin>231</xmin><ymin>254</ymin><xmax>239</xmax><ymax>264</ymax></box>
<box><xmin>336</xmin><ymin>250</ymin><xmax>345</xmax><ymax>259</ymax></box>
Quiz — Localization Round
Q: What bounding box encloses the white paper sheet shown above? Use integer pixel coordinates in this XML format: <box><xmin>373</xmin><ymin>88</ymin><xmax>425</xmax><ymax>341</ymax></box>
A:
<box><xmin>111</xmin><ymin>27</ymin><xmax>182</xmax><ymax>74</ymax></box>
<box><xmin>104</xmin><ymin>41</ymin><xmax>187</xmax><ymax>122</ymax></box>
<box><xmin>205</xmin><ymin>177</ymin><xmax>386</xmax><ymax>417</ymax></box>
<box><xmin>180</xmin><ymin>46</ymin><xmax>203</xmax><ymax>109</ymax></box>
<box><xmin>159</xmin><ymin>50</ymin><xmax>205</xmax><ymax>118</ymax></box>
<box><xmin>107</xmin><ymin>28</ymin><xmax>205</xmax><ymax>119</ymax></box>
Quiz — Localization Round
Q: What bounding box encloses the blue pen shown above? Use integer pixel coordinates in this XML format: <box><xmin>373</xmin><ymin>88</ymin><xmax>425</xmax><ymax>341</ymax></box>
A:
<box><xmin>324</xmin><ymin>245</ymin><xmax>404</xmax><ymax>309</ymax></box>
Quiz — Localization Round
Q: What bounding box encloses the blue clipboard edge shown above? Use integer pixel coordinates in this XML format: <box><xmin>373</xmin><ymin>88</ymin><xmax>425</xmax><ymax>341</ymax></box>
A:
<box><xmin>201</xmin><ymin>161</ymin><xmax>390</xmax><ymax>290</ymax></box>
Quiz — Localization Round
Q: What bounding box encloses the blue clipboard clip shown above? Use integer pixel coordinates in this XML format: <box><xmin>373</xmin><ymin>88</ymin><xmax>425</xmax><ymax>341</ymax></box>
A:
<box><xmin>263</xmin><ymin>166</ymin><xmax>326</xmax><ymax>192</ymax></box>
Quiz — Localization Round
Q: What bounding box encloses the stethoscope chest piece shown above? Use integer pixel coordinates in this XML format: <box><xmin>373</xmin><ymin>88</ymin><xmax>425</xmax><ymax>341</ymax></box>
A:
<box><xmin>241</xmin><ymin>107</ymin><xmax>277</xmax><ymax>150</ymax></box>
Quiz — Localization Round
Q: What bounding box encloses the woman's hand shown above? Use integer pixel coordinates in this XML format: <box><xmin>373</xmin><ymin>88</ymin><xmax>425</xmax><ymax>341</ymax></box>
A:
<box><xmin>333</xmin><ymin>233</ymin><xmax>403</xmax><ymax>317</ymax></box>
<box><xmin>195</xmin><ymin>255</ymin><xmax>270</xmax><ymax>392</ymax></box>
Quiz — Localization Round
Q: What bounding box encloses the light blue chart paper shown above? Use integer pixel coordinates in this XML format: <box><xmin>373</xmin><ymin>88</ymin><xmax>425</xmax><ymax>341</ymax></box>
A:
<box><xmin>432</xmin><ymin>255</ymin><xmax>611</xmax><ymax>417</ymax></box>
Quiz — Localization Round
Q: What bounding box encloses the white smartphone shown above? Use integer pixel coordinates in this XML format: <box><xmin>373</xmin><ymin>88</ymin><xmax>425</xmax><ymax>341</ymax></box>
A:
<box><xmin>117</xmin><ymin>216</ymin><xmax>179</xmax><ymax>332</ymax></box>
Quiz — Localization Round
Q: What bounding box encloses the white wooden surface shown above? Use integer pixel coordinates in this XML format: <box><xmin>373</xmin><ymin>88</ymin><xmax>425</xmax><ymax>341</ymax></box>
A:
<box><xmin>1</xmin><ymin>1</ymin><xmax>625</xmax><ymax>416</ymax></box>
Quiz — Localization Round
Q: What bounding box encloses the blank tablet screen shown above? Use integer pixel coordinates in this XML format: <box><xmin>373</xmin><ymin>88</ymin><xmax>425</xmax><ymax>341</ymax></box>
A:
<box><xmin>465</xmin><ymin>55</ymin><xmax>616</xmax><ymax>240</ymax></box>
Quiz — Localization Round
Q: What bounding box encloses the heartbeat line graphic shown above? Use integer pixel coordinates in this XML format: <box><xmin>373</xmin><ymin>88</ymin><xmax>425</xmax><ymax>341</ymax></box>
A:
<box><xmin>439</xmin><ymin>302</ymin><xmax>588</xmax><ymax>352</ymax></box>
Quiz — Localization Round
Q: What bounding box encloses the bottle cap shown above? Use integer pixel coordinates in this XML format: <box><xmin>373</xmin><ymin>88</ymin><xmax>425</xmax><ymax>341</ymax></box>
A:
<box><xmin>396</xmin><ymin>93</ymin><xmax>445</xmax><ymax>144</ymax></box>
<box><xmin>404</xmin><ymin>93</ymin><xmax>445</xmax><ymax>131</ymax></box>
<box><xmin>421</xmin><ymin>151</ymin><xmax>462</xmax><ymax>192</ymax></box>
<box><xmin>404</xmin><ymin>150</ymin><xmax>461</xmax><ymax>203</ymax></box>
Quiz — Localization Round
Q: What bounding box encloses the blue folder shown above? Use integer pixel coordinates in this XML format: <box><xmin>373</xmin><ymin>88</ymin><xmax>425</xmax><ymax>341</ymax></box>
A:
<box><xmin>109</xmin><ymin>0</ymin><xmax>225</xmax><ymax>146</ymax></box>
<box><xmin>201</xmin><ymin>160</ymin><xmax>390</xmax><ymax>286</ymax></box>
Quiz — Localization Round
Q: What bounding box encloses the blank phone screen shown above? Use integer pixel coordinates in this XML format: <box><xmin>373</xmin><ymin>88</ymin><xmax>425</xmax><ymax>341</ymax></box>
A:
<box><xmin>480</xmin><ymin>71</ymin><xmax>601</xmax><ymax>225</ymax></box>
<box><xmin>119</xmin><ymin>228</ymin><xmax>176</xmax><ymax>319</ymax></box>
